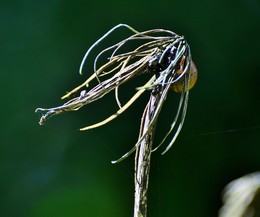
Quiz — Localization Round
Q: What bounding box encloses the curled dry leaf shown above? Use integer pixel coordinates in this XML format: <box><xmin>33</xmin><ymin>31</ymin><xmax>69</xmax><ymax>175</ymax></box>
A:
<box><xmin>35</xmin><ymin>24</ymin><xmax>197</xmax><ymax>163</ymax></box>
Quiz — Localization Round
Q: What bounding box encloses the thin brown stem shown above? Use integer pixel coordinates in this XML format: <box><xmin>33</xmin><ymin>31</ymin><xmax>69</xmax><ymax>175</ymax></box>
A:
<box><xmin>134</xmin><ymin>93</ymin><xmax>160</xmax><ymax>217</ymax></box>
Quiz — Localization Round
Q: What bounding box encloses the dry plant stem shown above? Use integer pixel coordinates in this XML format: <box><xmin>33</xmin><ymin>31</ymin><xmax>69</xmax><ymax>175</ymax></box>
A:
<box><xmin>35</xmin><ymin>24</ymin><xmax>197</xmax><ymax>217</ymax></box>
<box><xmin>134</xmin><ymin>93</ymin><xmax>160</xmax><ymax>217</ymax></box>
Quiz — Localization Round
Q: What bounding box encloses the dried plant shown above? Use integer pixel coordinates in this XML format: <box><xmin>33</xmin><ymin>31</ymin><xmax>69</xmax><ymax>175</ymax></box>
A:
<box><xmin>35</xmin><ymin>24</ymin><xmax>197</xmax><ymax>217</ymax></box>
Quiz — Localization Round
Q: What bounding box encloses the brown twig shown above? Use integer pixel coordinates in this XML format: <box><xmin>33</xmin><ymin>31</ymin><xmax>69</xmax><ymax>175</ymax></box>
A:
<box><xmin>134</xmin><ymin>93</ymin><xmax>160</xmax><ymax>217</ymax></box>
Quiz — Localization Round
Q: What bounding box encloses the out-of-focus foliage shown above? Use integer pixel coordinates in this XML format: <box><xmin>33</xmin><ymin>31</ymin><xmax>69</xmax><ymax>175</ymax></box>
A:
<box><xmin>219</xmin><ymin>172</ymin><xmax>260</xmax><ymax>217</ymax></box>
<box><xmin>0</xmin><ymin>0</ymin><xmax>259</xmax><ymax>217</ymax></box>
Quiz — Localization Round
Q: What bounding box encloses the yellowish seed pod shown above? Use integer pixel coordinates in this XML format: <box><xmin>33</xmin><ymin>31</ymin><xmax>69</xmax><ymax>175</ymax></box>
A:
<box><xmin>170</xmin><ymin>60</ymin><xmax>198</xmax><ymax>93</ymax></box>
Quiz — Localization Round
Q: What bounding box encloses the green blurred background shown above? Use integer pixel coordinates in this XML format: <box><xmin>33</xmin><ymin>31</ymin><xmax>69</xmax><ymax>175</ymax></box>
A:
<box><xmin>1</xmin><ymin>0</ymin><xmax>260</xmax><ymax>216</ymax></box>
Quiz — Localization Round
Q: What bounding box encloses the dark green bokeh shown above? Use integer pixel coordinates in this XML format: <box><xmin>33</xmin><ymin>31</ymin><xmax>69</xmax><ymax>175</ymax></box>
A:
<box><xmin>1</xmin><ymin>0</ymin><xmax>259</xmax><ymax>216</ymax></box>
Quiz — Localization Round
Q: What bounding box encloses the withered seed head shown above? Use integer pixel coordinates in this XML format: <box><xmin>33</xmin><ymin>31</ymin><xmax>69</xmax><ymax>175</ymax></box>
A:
<box><xmin>35</xmin><ymin>24</ymin><xmax>197</xmax><ymax>162</ymax></box>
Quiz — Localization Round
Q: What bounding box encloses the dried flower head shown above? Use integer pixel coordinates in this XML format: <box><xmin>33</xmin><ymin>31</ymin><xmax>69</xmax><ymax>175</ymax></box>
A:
<box><xmin>35</xmin><ymin>24</ymin><xmax>197</xmax><ymax>163</ymax></box>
